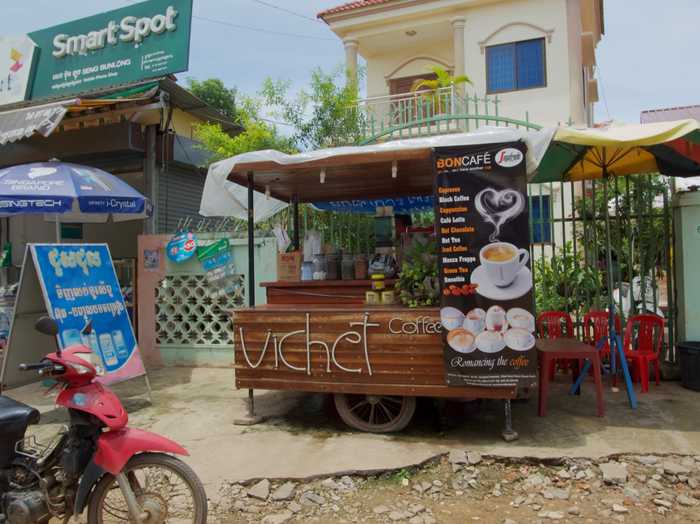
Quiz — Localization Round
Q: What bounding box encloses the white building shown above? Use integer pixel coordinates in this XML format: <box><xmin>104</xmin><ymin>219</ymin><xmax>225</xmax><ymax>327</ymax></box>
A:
<box><xmin>319</xmin><ymin>0</ymin><xmax>604</xmax><ymax>131</ymax></box>
<box><xmin>319</xmin><ymin>0</ymin><xmax>605</xmax><ymax>253</ymax></box>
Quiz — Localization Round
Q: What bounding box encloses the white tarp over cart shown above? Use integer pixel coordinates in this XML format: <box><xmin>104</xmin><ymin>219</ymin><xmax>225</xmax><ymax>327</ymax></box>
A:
<box><xmin>199</xmin><ymin>127</ymin><xmax>556</xmax><ymax>221</ymax></box>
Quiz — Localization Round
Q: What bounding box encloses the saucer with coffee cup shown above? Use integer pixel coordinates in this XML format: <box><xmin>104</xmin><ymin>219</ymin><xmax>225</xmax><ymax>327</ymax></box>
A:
<box><xmin>479</xmin><ymin>241</ymin><xmax>529</xmax><ymax>287</ymax></box>
<box><xmin>469</xmin><ymin>242</ymin><xmax>533</xmax><ymax>301</ymax></box>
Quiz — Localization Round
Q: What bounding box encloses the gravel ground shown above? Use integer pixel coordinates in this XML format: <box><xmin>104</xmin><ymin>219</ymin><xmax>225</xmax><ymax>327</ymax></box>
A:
<box><xmin>210</xmin><ymin>452</ymin><xmax>700</xmax><ymax>523</ymax></box>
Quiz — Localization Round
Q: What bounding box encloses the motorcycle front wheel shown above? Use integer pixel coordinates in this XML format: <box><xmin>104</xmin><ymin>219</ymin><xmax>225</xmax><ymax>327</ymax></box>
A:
<box><xmin>87</xmin><ymin>452</ymin><xmax>207</xmax><ymax>524</ymax></box>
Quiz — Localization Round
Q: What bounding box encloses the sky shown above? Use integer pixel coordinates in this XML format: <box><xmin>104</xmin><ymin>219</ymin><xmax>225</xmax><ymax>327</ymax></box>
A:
<box><xmin>1</xmin><ymin>0</ymin><xmax>699</xmax><ymax>124</ymax></box>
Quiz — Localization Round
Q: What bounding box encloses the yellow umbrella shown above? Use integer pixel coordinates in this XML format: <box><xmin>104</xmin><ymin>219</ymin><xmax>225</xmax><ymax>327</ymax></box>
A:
<box><xmin>534</xmin><ymin>119</ymin><xmax>700</xmax><ymax>182</ymax></box>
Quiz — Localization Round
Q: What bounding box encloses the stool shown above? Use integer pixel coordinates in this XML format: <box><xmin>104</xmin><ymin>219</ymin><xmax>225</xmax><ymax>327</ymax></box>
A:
<box><xmin>537</xmin><ymin>338</ymin><xmax>605</xmax><ymax>417</ymax></box>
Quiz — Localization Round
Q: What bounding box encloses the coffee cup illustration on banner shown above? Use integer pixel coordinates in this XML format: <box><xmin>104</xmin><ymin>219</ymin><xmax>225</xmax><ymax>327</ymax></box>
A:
<box><xmin>480</xmin><ymin>242</ymin><xmax>529</xmax><ymax>287</ymax></box>
<box><xmin>471</xmin><ymin>242</ymin><xmax>533</xmax><ymax>300</ymax></box>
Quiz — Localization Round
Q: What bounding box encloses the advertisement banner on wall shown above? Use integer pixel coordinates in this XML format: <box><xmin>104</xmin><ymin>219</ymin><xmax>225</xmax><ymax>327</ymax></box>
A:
<box><xmin>0</xmin><ymin>35</ymin><xmax>37</xmax><ymax>105</ymax></box>
<box><xmin>434</xmin><ymin>142</ymin><xmax>538</xmax><ymax>389</ymax></box>
<box><xmin>31</xmin><ymin>243</ymin><xmax>146</xmax><ymax>385</ymax></box>
<box><xmin>24</xmin><ymin>0</ymin><xmax>192</xmax><ymax>101</ymax></box>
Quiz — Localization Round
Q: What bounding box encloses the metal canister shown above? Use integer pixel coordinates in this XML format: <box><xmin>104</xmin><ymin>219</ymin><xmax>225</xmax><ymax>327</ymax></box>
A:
<box><xmin>354</xmin><ymin>254</ymin><xmax>368</xmax><ymax>280</ymax></box>
<box><xmin>371</xmin><ymin>273</ymin><xmax>385</xmax><ymax>291</ymax></box>
<box><xmin>326</xmin><ymin>253</ymin><xmax>340</xmax><ymax>280</ymax></box>
<box><xmin>341</xmin><ymin>254</ymin><xmax>355</xmax><ymax>280</ymax></box>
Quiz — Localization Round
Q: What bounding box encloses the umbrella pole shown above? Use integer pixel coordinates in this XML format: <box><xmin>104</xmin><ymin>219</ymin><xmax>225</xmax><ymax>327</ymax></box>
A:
<box><xmin>604</xmin><ymin>176</ymin><xmax>637</xmax><ymax>409</ymax></box>
<box><xmin>55</xmin><ymin>216</ymin><xmax>61</xmax><ymax>244</ymax></box>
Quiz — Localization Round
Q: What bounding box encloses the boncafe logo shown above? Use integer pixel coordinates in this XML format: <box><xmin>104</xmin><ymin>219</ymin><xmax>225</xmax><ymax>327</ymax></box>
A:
<box><xmin>494</xmin><ymin>148</ymin><xmax>523</xmax><ymax>168</ymax></box>
<box><xmin>436</xmin><ymin>152</ymin><xmax>492</xmax><ymax>170</ymax></box>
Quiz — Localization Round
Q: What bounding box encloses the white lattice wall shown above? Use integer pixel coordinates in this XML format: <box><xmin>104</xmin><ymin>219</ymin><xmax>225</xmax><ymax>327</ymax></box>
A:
<box><xmin>155</xmin><ymin>274</ymin><xmax>245</xmax><ymax>346</ymax></box>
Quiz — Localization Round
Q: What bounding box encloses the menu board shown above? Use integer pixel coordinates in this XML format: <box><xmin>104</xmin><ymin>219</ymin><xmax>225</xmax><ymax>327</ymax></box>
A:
<box><xmin>434</xmin><ymin>142</ymin><xmax>538</xmax><ymax>388</ymax></box>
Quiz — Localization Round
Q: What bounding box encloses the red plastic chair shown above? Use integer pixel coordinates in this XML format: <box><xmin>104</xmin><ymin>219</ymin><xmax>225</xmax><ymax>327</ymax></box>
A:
<box><xmin>582</xmin><ymin>310</ymin><xmax>621</xmax><ymax>359</ymax></box>
<box><xmin>537</xmin><ymin>311</ymin><xmax>574</xmax><ymax>379</ymax></box>
<box><xmin>623</xmin><ymin>314</ymin><xmax>664</xmax><ymax>393</ymax></box>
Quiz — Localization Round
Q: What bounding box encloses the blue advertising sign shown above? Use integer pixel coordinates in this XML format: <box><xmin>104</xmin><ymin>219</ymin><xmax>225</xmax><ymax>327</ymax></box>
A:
<box><xmin>313</xmin><ymin>196</ymin><xmax>434</xmax><ymax>214</ymax></box>
<box><xmin>30</xmin><ymin>243</ymin><xmax>146</xmax><ymax>384</ymax></box>
<box><xmin>166</xmin><ymin>230</ymin><xmax>196</xmax><ymax>263</ymax></box>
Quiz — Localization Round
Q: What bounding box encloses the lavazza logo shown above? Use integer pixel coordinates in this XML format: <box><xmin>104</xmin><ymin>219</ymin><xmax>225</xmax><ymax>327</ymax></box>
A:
<box><xmin>494</xmin><ymin>148</ymin><xmax>524</xmax><ymax>168</ymax></box>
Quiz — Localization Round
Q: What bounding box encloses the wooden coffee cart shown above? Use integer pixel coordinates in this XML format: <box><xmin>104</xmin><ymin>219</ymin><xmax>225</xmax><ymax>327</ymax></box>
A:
<box><xmin>224</xmin><ymin>138</ymin><xmax>525</xmax><ymax>435</ymax></box>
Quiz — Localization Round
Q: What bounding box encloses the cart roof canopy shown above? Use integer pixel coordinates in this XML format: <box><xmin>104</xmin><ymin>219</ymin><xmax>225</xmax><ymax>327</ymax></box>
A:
<box><xmin>199</xmin><ymin>127</ymin><xmax>554</xmax><ymax>221</ymax></box>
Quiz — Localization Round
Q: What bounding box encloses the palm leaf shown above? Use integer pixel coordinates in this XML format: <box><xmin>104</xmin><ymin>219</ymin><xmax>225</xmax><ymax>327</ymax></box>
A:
<box><xmin>411</xmin><ymin>78</ymin><xmax>438</xmax><ymax>93</ymax></box>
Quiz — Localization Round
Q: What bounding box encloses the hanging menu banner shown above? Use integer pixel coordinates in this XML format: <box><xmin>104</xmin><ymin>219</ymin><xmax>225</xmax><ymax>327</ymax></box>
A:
<box><xmin>434</xmin><ymin>142</ymin><xmax>537</xmax><ymax>388</ymax></box>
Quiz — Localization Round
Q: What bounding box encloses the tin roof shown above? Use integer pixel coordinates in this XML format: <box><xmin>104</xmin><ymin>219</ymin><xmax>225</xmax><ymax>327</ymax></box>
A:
<box><xmin>317</xmin><ymin>0</ymin><xmax>393</xmax><ymax>20</ymax></box>
<box><xmin>641</xmin><ymin>105</ymin><xmax>700</xmax><ymax>124</ymax></box>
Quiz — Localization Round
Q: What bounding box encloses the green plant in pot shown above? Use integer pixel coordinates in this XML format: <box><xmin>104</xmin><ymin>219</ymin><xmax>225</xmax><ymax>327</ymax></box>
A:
<box><xmin>396</xmin><ymin>236</ymin><xmax>440</xmax><ymax>308</ymax></box>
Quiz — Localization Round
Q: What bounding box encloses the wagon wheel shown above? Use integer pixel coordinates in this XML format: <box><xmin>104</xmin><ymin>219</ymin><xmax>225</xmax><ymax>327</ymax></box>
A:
<box><xmin>334</xmin><ymin>393</ymin><xmax>416</xmax><ymax>433</ymax></box>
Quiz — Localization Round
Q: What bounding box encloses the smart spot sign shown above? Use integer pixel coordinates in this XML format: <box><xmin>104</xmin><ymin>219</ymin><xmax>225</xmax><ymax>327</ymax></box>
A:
<box><xmin>18</xmin><ymin>0</ymin><xmax>192</xmax><ymax>102</ymax></box>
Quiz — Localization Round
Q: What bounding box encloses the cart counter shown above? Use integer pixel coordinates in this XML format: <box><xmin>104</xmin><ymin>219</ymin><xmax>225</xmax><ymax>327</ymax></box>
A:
<box><xmin>232</xmin><ymin>304</ymin><xmax>516</xmax><ymax>400</ymax></box>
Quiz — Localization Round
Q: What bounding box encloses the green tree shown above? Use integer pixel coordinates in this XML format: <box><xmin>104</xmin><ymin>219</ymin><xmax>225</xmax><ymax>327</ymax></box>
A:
<box><xmin>187</xmin><ymin>78</ymin><xmax>239</xmax><ymax>122</ymax></box>
<box><xmin>261</xmin><ymin>67</ymin><xmax>365</xmax><ymax>149</ymax></box>
<box><xmin>193</xmin><ymin>93</ymin><xmax>295</xmax><ymax>162</ymax></box>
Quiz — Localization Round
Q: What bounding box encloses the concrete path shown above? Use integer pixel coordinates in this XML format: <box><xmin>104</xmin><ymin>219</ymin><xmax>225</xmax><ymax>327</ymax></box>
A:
<box><xmin>6</xmin><ymin>367</ymin><xmax>700</xmax><ymax>492</ymax></box>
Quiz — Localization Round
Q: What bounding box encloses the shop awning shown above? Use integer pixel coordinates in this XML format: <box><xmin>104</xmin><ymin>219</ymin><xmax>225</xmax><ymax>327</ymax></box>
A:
<box><xmin>0</xmin><ymin>99</ymin><xmax>78</xmax><ymax>145</ymax></box>
<box><xmin>199</xmin><ymin>127</ymin><xmax>555</xmax><ymax>221</ymax></box>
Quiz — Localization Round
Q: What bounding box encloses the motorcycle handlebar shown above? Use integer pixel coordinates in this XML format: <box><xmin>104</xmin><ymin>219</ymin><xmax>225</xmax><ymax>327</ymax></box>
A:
<box><xmin>18</xmin><ymin>362</ymin><xmax>50</xmax><ymax>371</ymax></box>
<box><xmin>18</xmin><ymin>362</ymin><xmax>65</xmax><ymax>377</ymax></box>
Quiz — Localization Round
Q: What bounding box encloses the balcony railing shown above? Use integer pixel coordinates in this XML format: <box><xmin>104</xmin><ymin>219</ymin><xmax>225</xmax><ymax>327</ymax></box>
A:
<box><xmin>353</xmin><ymin>86</ymin><xmax>541</xmax><ymax>145</ymax></box>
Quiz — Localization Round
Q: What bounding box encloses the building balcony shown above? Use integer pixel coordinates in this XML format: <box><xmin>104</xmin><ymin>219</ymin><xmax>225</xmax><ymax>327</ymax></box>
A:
<box><xmin>354</xmin><ymin>86</ymin><xmax>542</xmax><ymax>145</ymax></box>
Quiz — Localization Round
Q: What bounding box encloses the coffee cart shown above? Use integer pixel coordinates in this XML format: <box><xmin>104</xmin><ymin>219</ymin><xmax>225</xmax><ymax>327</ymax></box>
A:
<box><xmin>204</xmin><ymin>129</ymin><xmax>551</xmax><ymax>436</ymax></box>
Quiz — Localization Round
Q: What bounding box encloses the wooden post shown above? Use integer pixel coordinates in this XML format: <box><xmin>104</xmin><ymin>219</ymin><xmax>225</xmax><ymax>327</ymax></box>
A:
<box><xmin>144</xmin><ymin>125</ymin><xmax>158</xmax><ymax>234</ymax></box>
<box><xmin>292</xmin><ymin>195</ymin><xmax>300</xmax><ymax>250</ymax></box>
<box><xmin>247</xmin><ymin>172</ymin><xmax>255</xmax><ymax>308</ymax></box>
<box><xmin>245</xmin><ymin>171</ymin><xmax>259</xmax><ymax>421</ymax></box>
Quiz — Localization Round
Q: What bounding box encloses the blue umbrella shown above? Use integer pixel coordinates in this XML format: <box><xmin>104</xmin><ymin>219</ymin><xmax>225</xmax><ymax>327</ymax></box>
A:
<box><xmin>0</xmin><ymin>162</ymin><xmax>151</xmax><ymax>220</ymax></box>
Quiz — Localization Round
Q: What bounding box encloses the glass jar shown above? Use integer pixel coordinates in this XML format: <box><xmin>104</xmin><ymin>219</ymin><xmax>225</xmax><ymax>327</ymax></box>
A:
<box><xmin>312</xmin><ymin>254</ymin><xmax>326</xmax><ymax>280</ymax></box>
<box><xmin>301</xmin><ymin>261</ymin><xmax>313</xmax><ymax>281</ymax></box>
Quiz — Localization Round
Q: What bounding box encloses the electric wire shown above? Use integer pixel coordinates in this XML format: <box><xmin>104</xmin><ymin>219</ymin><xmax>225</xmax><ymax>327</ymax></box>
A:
<box><xmin>248</xmin><ymin>0</ymin><xmax>322</xmax><ymax>23</ymax></box>
<box><xmin>193</xmin><ymin>15</ymin><xmax>334</xmax><ymax>41</ymax></box>
<box><xmin>596</xmin><ymin>63</ymin><xmax>612</xmax><ymax>121</ymax></box>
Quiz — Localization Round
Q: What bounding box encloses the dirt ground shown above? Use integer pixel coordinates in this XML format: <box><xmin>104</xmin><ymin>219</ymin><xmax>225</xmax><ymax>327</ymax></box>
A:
<box><xmin>211</xmin><ymin>452</ymin><xmax>700</xmax><ymax>523</ymax></box>
<box><xmin>6</xmin><ymin>367</ymin><xmax>700</xmax><ymax>522</ymax></box>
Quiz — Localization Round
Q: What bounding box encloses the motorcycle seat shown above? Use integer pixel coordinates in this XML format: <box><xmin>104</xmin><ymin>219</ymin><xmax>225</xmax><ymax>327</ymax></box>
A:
<box><xmin>0</xmin><ymin>395</ymin><xmax>40</xmax><ymax>434</ymax></box>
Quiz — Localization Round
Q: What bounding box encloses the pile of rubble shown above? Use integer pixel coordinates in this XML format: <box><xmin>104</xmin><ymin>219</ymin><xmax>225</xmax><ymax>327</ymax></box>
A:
<box><xmin>211</xmin><ymin>452</ymin><xmax>700</xmax><ymax>523</ymax></box>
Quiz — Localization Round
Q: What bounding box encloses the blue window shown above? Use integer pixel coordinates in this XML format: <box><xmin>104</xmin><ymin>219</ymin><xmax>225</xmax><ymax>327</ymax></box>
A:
<box><xmin>530</xmin><ymin>194</ymin><xmax>552</xmax><ymax>243</ymax></box>
<box><xmin>487</xmin><ymin>38</ymin><xmax>546</xmax><ymax>93</ymax></box>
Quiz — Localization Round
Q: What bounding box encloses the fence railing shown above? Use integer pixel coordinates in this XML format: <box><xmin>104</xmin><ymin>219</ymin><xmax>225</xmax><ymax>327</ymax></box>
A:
<box><xmin>354</xmin><ymin>86</ymin><xmax>541</xmax><ymax>144</ymax></box>
<box><xmin>529</xmin><ymin>175</ymin><xmax>676</xmax><ymax>362</ymax></box>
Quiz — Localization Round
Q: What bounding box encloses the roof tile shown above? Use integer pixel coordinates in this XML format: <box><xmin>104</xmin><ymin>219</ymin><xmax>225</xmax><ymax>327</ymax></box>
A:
<box><xmin>317</xmin><ymin>0</ymin><xmax>393</xmax><ymax>20</ymax></box>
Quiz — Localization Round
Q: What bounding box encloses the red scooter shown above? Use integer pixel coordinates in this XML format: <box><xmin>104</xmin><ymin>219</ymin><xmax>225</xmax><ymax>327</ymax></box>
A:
<box><xmin>0</xmin><ymin>317</ymin><xmax>207</xmax><ymax>523</ymax></box>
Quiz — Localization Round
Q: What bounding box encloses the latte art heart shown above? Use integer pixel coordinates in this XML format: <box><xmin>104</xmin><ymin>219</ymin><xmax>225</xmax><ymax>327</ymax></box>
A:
<box><xmin>475</xmin><ymin>188</ymin><xmax>525</xmax><ymax>241</ymax></box>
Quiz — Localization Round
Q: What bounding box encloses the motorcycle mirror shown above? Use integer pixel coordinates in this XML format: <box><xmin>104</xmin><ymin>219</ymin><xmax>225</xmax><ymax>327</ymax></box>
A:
<box><xmin>81</xmin><ymin>320</ymin><xmax>93</xmax><ymax>336</ymax></box>
<box><xmin>35</xmin><ymin>316</ymin><xmax>59</xmax><ymax>336</ymax></box>
<box><xmin>34</xmin><ymin>317</ymin><xmax>58</xmax><ymax>337</ymax></box>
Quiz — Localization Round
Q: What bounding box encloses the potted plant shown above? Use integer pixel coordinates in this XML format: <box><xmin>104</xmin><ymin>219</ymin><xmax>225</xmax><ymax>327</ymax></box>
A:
<box><xmin>395</xmin><ymin>236</ymin><xmax>440</xmax><ymax>308</ymax></box>
<box><xmin>410</xmin><ymin>66</ymin><xmax>471</xmax><ymax>115</ymax></box>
